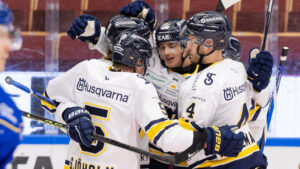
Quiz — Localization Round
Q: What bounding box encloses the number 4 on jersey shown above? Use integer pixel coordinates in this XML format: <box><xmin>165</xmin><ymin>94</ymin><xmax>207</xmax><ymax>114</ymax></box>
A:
<box><xmin>185</xmin><ymin>103</ymin><xmax>196</xmax><ymax>122</ymax></box>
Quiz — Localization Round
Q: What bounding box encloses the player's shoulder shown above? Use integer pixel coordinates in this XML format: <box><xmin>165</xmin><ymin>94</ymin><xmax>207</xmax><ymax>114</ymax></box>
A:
<box><xmin>189</xmin><ymin>59</ymin><xmax>245</xmax><ymax>92</ymax></box>
<box><xmin>132</xmin><ymin>74</ymin><xmax>153</xmax><ymax>88</ymax></box>
<box><xmin>79</xmin><ymin>58</ymin><xmax>112</xmax><ymax>72</ymax></box>
<box><xmin>204</xmin><ymin>59</ymin><xmax>246</xmax><ymax>80</ymax></box>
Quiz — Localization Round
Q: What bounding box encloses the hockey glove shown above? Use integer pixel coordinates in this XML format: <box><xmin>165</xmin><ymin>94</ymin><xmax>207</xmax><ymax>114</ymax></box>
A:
<box><xmin>120</xmin><ymin>0</ymin><xmax>157</xmax><ymax>31</ymax></box>
<box><xmin>247</xmin><ymin>48</ymin><xmax>273</xmax><ymax>91</ymax></box>
<box><xmin>63</xmin><ymin>107</ymin><xmax>95</xmax><ymax>147</ymax></box>
<box><xmin>67</xmin><ymin>14</ymin><xmax>101</xmax><ymax>44</ymax></box>
<box><xmin>204</xmin><ymin>125</ymin><xmax>244</xmax><ymax>157</ymax></box>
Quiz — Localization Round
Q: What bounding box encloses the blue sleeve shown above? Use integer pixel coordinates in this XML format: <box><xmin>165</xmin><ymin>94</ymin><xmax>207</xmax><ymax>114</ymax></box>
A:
<box><xmin>0</xmin><ymin>86</ymin><xmax>22</xmax><ymax>168</ymax></box>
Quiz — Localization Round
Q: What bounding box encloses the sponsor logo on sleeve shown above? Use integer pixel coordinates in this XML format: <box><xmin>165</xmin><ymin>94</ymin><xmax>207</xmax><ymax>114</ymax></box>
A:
<box><xmin>223</xmin><ymin>82</ymin><xmax>247</xmax><ymax>101</ymax></box>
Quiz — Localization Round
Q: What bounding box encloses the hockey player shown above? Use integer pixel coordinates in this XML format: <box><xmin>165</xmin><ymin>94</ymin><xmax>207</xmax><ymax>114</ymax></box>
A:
<box><xmin>177</xmin><ymin>11</ymin><xmax>268</xmax><ymax>168</ymax></box>
<box><xmin>66</xmin><ymin>13</ymin><xmax>272</xmax><ymax>169</ymax></box>
<box><xmin>0</xmin><ymin>2</ymin><xmax>23</xmax><ymax>169</ymax></box>
<box><xmin>42</xmin><ymin>32</ymin><xmax>245</xmax><ymax>169</ymax></box>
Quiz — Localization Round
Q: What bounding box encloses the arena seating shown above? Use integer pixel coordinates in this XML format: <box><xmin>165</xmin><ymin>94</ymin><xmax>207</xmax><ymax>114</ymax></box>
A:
<box><xmin>2</xmin><ymin>0</ymin><xmax>299</xmax><ymax>75</ymax></box>
<box><xmin>236</xmin><ymin>0</ymin><xmax>266</xmax><ymax>32</ymax></box>
<box><xmin>233</xmin><ymin>33</ymin><xmax>263</xmax><ymax>67</ymax></box>
<box><xmin>58</xmin><ymin>34</ymin><xmax>103</xmax><ymax>71</ymax></box>
<box><xmin>31</xmin><ymin>0</ymin><xmax>82</xmax><ymax>32</ymax></box>
<box><xmin>6</xmin><ymin>32</ymin><xmax>46</xmax><ymax>71</ymax></box>
<box><xmin>287</xmin><ymin>0</ymin><xmax>300</xmax><ymax>32</ymax></box>
<box><xmin>83</xmin><ymin>0</ymin><xmax>131</xmax><ymax>26</ymax></box>
<box><xmin>2</xmin><ymin>0</ymin><xmax>32</xmax><ymax>31</ymax></box>
<box><xmin>277</xmin><ymin>33</ymin><xmax>300</xmax><ymax>74</ymax></box>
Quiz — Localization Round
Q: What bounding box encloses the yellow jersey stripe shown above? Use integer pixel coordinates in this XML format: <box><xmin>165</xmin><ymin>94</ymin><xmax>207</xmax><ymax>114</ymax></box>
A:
<box><xmin>149</xmin><ymin>148</ymin><xmax>169</xmax><ymax>156</ymax></box>
<box><xmin>248</xmin><ymin>104</ymin><xmax>261</xmax><ymax>121</ymax></box>
<box><xmin>139</xmin><ymin>128</ymin><xmax>145</xmax><ymax>139</ymax></box>
<box><xmin>146</xmin><ymin>120</ymin><xmax>175</xmax><ymax>143</ymax></box>
<box><xmin>64</xmin><ymin>165</ymin><xmax>70</xmax><ymax>169</ymax></box>
<box><xmin>182</xmin><ymin>65</ymin><xmax>199</xmax><ymax>77</ymax></box>
<box><xmin>0</xmin><ymin>119</ymin><xmax>22</xmax><ymax>133</ymax></box>
<box><xmin>178</xmin><ymin>118</ymin><xmax>197</xmax><ymax>131</ymax></box>
<box><xmin>194</xmin><ymin>144</ymin><xmax>260</xmax><ymax>168</ymax></box>
<box><xmin>41</xmin><ymin>92</ymin><xmax>56</xmax><ymax>111</ymax></box>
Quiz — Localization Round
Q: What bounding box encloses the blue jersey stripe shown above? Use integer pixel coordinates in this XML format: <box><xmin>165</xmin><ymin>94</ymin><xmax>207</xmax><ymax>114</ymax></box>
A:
<box><xmin>153</xmin><ymin>123</ymin><xmax>178</xmax><ymax>145</ymax></box>
<box><xmin>145</xmin><ymin>118</ymin><xmax>167</xmax><ymax>132</ymax></box>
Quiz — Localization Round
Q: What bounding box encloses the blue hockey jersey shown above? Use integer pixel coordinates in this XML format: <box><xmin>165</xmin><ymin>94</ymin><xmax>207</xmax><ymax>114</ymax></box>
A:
<box><xmin>0</xmin><ymin>85</ymin><xmax>22</xmax><ymax>169</ymax></box>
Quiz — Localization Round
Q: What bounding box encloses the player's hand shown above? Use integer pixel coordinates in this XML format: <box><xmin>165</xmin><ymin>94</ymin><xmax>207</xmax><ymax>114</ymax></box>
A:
<box><xmin>204</xmin><ymin>125</ymin><xmax>244</xmax><ymax>157</ymax></box>
<box><xmin>63</xmin><ymin>107</ymin><xmax>95</xmax><ymax>147</ymax></box>
<box><xmin>67</xmin><ymin>14</ymin><xmax>101</xmax><ymax>44</ymax></box>
<box><xmin>120</xmin><ymin>0</ymin><xmax>157</xmax><ymax>31</ymax></box>
<box><xmin>247</xmin><ymin>48</ymin><xmax>273</xmax><ymax>91</ymax></box>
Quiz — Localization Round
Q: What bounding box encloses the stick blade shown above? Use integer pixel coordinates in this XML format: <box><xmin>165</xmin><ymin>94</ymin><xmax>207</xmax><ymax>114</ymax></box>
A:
<box><xmin>216</xmin><ymin>0</ymin><xmax>241</xmax><ymax>12</ymax></box>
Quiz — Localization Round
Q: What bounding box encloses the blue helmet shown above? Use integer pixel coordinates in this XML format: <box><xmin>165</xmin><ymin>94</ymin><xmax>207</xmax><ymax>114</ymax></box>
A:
<box><xmin>155</xmin><ymin>19</ymin><xmax>188</xmax><ymax>68</ymax></box>
<box><xmin>105</xmin><ymin>15</ymin><xmax>150</xmax><ymax>46</ymax></box>
<box><xmin>0</xmin><ymin>2</ymin><xmax>22</xmax><ymax>51</ymax></box>
<box><xmin>223</xmin><ymin>36</ymin><xmax>241</xmax><ymax>61</ymax></box>
<box><xmin>112</xmin><ymin>32</ymin><xmax>152</xmax><ymax>68</ymax></box>
<box><xmin>155</xmin><ymin>19</ymin><xmax>188</xmax><ymax>46</ymax></box>
<box><xmin>186</xmin><ymin>11</ymin><xmax>232</xmax><ymax>50</ymax></box>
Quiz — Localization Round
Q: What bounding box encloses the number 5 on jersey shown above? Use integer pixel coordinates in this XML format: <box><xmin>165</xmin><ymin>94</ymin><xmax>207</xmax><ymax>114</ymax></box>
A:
<box><xmin>79</xmin><ymin>102</ymin><xmax>111</xmax><ymax>156</ymax></box>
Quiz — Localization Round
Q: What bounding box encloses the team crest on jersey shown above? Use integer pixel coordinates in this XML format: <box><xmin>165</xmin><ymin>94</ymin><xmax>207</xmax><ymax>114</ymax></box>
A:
<box><xmin>204</xmin><ymin>73</ymin><xmax>216</xmax><ymax>85</ymax></box>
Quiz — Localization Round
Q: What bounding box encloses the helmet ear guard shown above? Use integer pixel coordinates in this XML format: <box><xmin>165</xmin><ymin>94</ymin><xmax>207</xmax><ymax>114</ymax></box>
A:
<box><xmin>222</xmin><ymin>35</ymin><xmax>241</xmax><ymax>61</ymax></box>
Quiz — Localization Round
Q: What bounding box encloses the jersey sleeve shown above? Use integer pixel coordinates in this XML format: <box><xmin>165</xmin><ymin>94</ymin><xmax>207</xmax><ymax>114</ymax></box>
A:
<box><xmin>88</xmin><ymin>27</ymin><xmax>110</xmax><ymax>56</ymax></box>
<box><xmin>134</xmin><ymin>76</ymin><xmax>194</xmax><ymax>153</ymax></box>
<box><xmin>252</xmin><ymin>83</ymin><xmax>270</xmax><ymax>108</ymax></box>
<box><xmin>42</xmin><ymin>61</ymin><xmax>88</xmax><ymax>123</ymax></box>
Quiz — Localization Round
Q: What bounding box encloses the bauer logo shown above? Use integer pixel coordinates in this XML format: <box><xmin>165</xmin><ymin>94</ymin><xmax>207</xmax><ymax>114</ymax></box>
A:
<box><xmin>157</xmin><ymin>34</ymin><xmax>171</xmax><ymax>41</ymax></box>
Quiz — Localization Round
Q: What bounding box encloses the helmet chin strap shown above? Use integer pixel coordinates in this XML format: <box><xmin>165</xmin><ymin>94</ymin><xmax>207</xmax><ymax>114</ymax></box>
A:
<box><xmin>196</xmin><ymin>44</ymin><xmax>215</xmax><ymax>66</ymax></box>
<box><xmin>171</xmin><ymin>44</ymin><xmax>195</xmax><ymax>74</ymax></box>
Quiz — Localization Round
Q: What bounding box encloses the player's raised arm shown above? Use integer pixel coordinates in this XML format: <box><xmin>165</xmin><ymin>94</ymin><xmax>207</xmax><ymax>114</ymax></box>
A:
<box><xmin>120</xmin><ymin>0</ymin><xmax>157</xmax><ymax>32</ymax></box>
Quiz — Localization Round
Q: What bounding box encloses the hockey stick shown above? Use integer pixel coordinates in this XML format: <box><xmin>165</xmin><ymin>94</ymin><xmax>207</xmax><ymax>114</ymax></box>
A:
<box><xmin>20</xmin><ymin>110</ymin><xmax>183</xmax><ymax>164</ymax></box>
<box><xmin>259</xmin><ymin>47</ymin><xmax>288</xmax><ymax>152</ymax></box>
<box><xmin>5</xmin><ymin>76</ymin><xmax>196</xmax><ymax>164</ymax></box>
<box><xmin>216</xmin><ymin>0</ymin><xmax>241</xmax><ymax>12</ymax></box>
<box><xmin>5</xmin><ymin>76</ymin><xmax>56</xmax><ymax>106</ymax></box>
<box><xmin>261</xmin><ymin>0</ymin><xmax>274</xmax><ymax>50</ymax></box>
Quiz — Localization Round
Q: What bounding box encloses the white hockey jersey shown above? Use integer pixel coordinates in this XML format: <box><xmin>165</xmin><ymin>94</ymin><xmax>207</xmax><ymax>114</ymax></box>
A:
<box><xmin>43</xmin><ymin>59</ymin><xmax>195</xmax><ymax>169</ymax></box>
<box><xmin>178</xmin><ymin>59</ymin><xmax>266</xmax><ymax>168</ymax></box>
<box><xmin>89</xmin><ymin>29</ymin><xmax>188</xmax><ymax>114</ymax></box>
